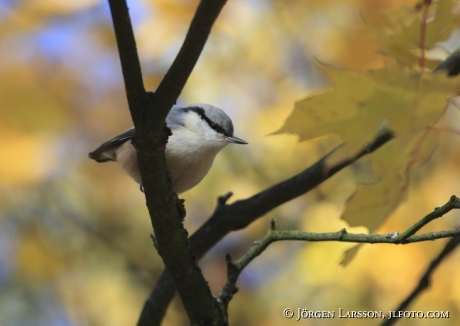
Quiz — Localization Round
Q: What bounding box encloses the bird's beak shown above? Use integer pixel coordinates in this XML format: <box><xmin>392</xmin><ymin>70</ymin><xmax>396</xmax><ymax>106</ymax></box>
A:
<box><xmin>226</xmin><ymin>135</ymin><xmax>248</xmax><ymax>145</ymax></box>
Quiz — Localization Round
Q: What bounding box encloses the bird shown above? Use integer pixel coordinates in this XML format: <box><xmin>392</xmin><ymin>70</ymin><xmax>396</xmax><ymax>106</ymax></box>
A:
<box><xmin>88</xmin><ymin>104</ymin><xmax>247</xmax><ymax>194</ymax></box>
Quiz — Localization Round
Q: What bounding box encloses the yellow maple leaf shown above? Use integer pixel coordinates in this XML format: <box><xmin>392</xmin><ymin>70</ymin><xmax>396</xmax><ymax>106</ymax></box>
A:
<box><xmin>276</xmin><ymin>63</ymin><xmax>457</xmax><ymax>166</ymax></box>
<box><xmin>275</xmin><ymin>61</ymin><xmax>456</xmax><ymax>235</ymax></box>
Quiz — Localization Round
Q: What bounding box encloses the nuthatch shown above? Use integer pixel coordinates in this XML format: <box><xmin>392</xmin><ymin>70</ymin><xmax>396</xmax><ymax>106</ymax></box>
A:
<box><xmin>89</xmin><ymin>104</ymin><xmax>247</xmax><ymax>194</ymax></box>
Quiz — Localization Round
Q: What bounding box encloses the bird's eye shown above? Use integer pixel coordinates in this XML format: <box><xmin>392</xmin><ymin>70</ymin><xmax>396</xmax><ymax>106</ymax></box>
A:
<box><xmin>211</xmin><ymin>122</ymin><xmax>217</xmax><ymax>129</ymax></box>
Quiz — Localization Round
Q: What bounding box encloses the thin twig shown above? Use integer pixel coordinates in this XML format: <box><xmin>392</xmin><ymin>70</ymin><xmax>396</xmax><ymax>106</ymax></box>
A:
<box><xmin>381</xmin><ymin>235</ymin><xmax>460</xmax><ymax>326</ymax></box>
<box><xmin>394</xmin><ymin>195</ymin><xmax>460</xmax><ymax>242</ymax></box>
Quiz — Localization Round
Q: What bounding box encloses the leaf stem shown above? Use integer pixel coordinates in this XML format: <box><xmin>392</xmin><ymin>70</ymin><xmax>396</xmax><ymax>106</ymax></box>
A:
<box><xmin>419</xmin><ymin>0</ymin><xmax>432</xmax><ymax>71</ymax></box>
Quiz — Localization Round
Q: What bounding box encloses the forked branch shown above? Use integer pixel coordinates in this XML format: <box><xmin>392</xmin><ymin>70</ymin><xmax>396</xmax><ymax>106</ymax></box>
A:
<box><xmin>220</xmin><ymin>197</ymin><xmax>460</xmax><ymax>309</ymax></box>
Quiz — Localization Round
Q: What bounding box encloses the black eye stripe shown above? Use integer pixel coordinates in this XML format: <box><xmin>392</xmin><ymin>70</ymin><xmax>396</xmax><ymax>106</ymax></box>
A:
<box><xmin>180</xmin><ymin>107</ymin><xmax>231</xmax><ymax>137</ymax></box>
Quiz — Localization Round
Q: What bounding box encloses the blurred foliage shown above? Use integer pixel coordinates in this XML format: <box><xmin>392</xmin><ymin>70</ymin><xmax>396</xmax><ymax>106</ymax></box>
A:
<box><xmin>276</xmin><ymin>0</ymin><xmax>460</xmax><ymax>267</ymax></box>
<box><xmin>2</xmin><ymin>0</ymin><xmax>460</xmax><ymax>326</ymax></box>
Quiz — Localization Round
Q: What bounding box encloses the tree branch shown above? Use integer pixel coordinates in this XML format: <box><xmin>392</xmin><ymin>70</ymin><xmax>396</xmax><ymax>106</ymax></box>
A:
<box><xmin>219</xmin><ymin>198</ymin><xmax>460</xmax><ymax>309</ymax></box>
<box><xmin>394</xmin><ymin>195</ymin><xmax>460</xmax><ymax>243</ymax></box>
<box><xmin>381</xmin><ymin>235</ymin><xmax>460</xmax><ymax>326</ymax></box>
<box><xmin>107</xmin><ymin>0</ymin><xmax>145</xmax><ymax>123</ymax></box>
<box><xmin>139</xmin><ymin>130</ymin><xmax>394</xmax><ymax>325</ymax></box>
<box><xmin>154</xmin><ymin>0</ymin><xmax>228</xmax><ymax>115</ymax></box>
<box><xmin>108</xmin><ymin>0</ymin><xmax>228</xmax><ymax>325</ymax></box>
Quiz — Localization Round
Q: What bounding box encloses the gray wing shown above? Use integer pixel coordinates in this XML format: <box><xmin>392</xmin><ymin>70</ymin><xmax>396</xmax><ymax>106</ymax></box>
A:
<box><xmin>88</xmin><ymin>127</ymin><xmax>135</xmax><ymax>162</ymax></box>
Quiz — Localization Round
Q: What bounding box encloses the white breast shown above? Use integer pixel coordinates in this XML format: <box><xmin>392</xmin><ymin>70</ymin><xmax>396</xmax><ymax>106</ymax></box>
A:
<box><xmin>165</xmin><ymin>126</ymin><xmax>228</xmax><ymax>194</ymax></box>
